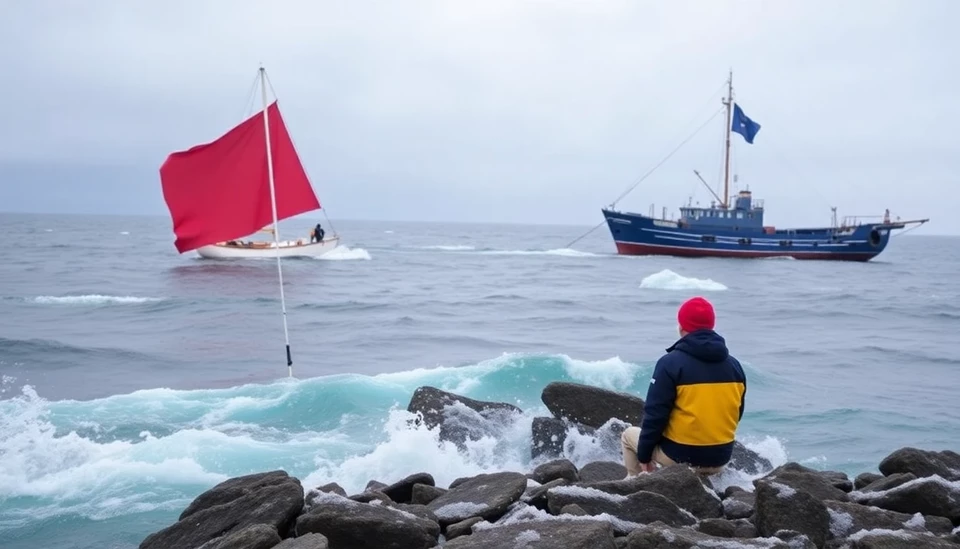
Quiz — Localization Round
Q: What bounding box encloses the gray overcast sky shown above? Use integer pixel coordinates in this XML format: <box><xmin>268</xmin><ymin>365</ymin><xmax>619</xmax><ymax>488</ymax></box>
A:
<box><xmin>1</xmin><ymin>0</ymin><xmax>957</xmax><ymax>233</ymax></box>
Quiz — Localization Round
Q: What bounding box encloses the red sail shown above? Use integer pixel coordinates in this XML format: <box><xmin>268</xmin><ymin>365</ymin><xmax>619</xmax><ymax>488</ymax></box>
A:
<box><xmin>160</xmin><ymin>101</ymin><xmax>321</xmax><ymax>253</ymax></box>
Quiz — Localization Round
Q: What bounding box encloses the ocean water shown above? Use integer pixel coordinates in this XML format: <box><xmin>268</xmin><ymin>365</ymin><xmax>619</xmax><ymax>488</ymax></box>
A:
<box><xmin>1</xmin><ymin>212</ymin><xmax>958</xmax><ymax>548</ymax></box>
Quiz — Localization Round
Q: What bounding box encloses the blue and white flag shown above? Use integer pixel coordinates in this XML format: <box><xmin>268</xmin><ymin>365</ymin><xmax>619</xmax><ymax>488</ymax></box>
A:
<box><xmin>731</xmin><ymin>103</ymin><xmax>761</xmax><ymax>144</ymax></box>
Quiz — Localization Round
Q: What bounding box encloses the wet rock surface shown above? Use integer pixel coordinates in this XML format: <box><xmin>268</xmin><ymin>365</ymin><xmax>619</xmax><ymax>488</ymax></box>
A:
<box><xmin>878</xmin><ymin>447</ymin><xmax>960</xmax><ymax>481</ymax></box>
<box><xmin>445</xmin><ymin>520</ymin><xmax>617</xmax><ymax>549</ymax></box>
<box><xmin>140</xmin><ymin>471</ymin><xmax>304</xmax><ymax>549</ymax></box>
<box><xmin>138</xmin><ymin>385</ymin><xmax>960</xmax><ymax>549</ymax></box>
<box><xmin>407</xmin><ymin>386</ymin><xmax>523</xmax><ymax>448</ymax></box>
<box><xmin>425</xmin><ymin>471</ymin><xmax>528</xmax><ymax>525</ymax></box>
<box><xmin>580</xmin><ymin>464</ymin><xmax>724</xmax><ymax>519</ymax></box>
<box><xmin>541</xmin><ymin>381</ymin><xmax>644</xmax><ymax>429</ymax></box>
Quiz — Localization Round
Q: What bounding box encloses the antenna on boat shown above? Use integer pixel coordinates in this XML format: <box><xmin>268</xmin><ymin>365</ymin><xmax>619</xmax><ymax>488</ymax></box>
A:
<box><xmin>693</xmin><ymin>169</ymin><xmax>725</xmax><ymax>206</ymax></box>
<box><xmin>721</xmin><ymin>69</ymin><xmax>734</xmax><ymax>209</ymax></box>
<box><xmin>259</xmin><ymin>65</ymin><xmax>295</xmax><ymax>378</ymax></box>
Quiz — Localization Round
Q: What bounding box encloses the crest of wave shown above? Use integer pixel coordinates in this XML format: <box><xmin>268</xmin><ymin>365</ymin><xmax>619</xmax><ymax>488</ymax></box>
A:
<box><xmin>639</xmin><ymin>269</ymin><xmax>728</xmax><ymax>291</ymax></box>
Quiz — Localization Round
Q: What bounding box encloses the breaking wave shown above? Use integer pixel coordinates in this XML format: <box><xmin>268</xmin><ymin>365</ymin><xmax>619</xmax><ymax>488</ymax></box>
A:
<box><xmin>0</xmin><ymin>352</ymin><xmax>786</xmax><ymax>538</ymax></box>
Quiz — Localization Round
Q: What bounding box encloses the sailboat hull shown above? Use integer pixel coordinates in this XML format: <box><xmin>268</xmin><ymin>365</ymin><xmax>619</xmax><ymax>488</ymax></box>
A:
<box><xmin>602</xmin><ymin>209</ymin><xmax>898</xmax><ymax>261</ymax></box>
<box><xmin>195</xmin><ymin>236</ymin><xmax>340</xmax><ymax>259</ymax></box>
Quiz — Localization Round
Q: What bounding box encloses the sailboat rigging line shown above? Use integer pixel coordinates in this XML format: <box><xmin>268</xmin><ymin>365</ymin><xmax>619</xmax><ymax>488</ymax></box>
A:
<box><xmin>609</xmin><ymin>106</ymin><xmax>725</xmax><ymax>208</ymax></box>
<box><xmin>263</xmin><ymin>71</ymin><xmax>340</xmax><ymax>240</ymax></box>
<box><xmin>240</xmin><ymin>71</ymin><xmax>260</xmax><ymax>121</ymax></box>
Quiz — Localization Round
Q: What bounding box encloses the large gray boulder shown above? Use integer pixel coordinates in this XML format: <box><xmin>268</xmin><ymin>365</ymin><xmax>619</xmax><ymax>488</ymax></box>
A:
<box><xmin>850</xmin><ymin>475</ymin><xmax>960</xmax><ymax>522</ymax></box>
<box><xmin>426</xmin><ymin>472</ymin><xmax>528</xmax><ymax>525</ymax></box>
<box><xmin>754</xmin><ymin>479</ymin><xmax>830</xmax><ymax>548</ymax></box>
<box><xmin>878</xmin><ymin>447</ymin><xmax>960</xmax><ymax>481</ymax></box>
<box><xmin>139</xmin><ymin>471</ymin><xmax>304</xmax><ymax>549</ymax></box>
<box><xmin>578</xmin><ymin>464</ymin><xmax>723</xmax><ymax>519</ymax></box>
<box><xmin>541</xmin><ymin>381</ymin><xmax>644</xmax><ymax>428</ymax></box>
<box><xmin>756</xmin><ymin>462</ymin><xmax>852</xmax><ymax>501</ymax></box>
<box><xmin>382</xmin><ymin>472</ymin><xmax>435</xmax><ymax>504</ymax></box>
<box><xmin>545</xmin><ymin>485</ymin><xmax>696</xmax><ymax>533</ymax></box>
<box><xmin>825</xmin><ymin>500</ymin><xmax>954</xmax><ymax>539</ymax></box>
<box><xmin>296</xmin><ymin>491</ymin><xmax>439</xmax><ymax>549</ymax></box>
<box><xmin>407</xmin><ymin>386</ymin><xmax>522</xmax><ymax>447</ymax></box>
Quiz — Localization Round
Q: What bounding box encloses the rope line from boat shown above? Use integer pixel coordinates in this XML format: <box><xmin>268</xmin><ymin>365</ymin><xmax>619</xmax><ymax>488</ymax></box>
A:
<box><xmin>262</xmin><ymin>71</ymin><xmax>341</xmax><ymax>240</ymax></box>
<box><xmin>564</xmin><ymin>219</ymin><xmax>607</xmax><ymax>249</ymax></box>
<box><xmin>608</xmin><ymin>106</ymin><xmax>725</xmax><ymax>209</ymax></box>
<box><xmin>564</xmin><ymin>106</ymin><xmax>725</xmax><ymax>249</ymax></box>
<box><xmin>891</xmin><ymin>220</ymin><xmax>926</xmax><ymax>239</ymax></box>
<box><xmin>608</xmin><ymin>79</ymin><xmax>729</xmax><ymax>209</ymax></box>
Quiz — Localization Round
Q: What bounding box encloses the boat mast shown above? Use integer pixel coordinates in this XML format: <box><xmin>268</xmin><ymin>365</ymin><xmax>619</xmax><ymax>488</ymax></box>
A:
<box><xmin>259</xmin><ymin>65</ymin><xmax>295</xmax><ymax>378</ymax></box>
<box><xmin>721</xmin><ymin>70</ymin><xmax>733</xmax><ymax>209</ymax></box>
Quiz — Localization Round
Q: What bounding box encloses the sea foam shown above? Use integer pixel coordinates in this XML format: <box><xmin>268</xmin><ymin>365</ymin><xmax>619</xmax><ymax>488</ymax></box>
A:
<box><xmin>639</xmin><ymin>269</ymin><xmax>728</xmax><ymax>291</ymax></box>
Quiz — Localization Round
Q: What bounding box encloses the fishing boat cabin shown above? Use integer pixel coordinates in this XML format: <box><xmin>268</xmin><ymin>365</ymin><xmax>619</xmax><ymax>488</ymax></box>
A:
<box><xmin>678</xmin><ymin>190</ymin><xmax>773</xmax><ymax>233</ymax></box>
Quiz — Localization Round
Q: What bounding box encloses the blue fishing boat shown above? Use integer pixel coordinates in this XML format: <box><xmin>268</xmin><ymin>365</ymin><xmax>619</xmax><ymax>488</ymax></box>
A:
<box><xmin>600</xmin><ymin>72</ymin><xmax>928</xmax><ymax>261</ymax></box>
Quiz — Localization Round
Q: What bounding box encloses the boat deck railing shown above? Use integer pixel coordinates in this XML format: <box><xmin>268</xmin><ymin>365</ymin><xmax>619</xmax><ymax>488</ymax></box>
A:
<box><xmin>841</xmin><ymin>215</ymin><xmax>884</xmax><ymax>227</ymax></box>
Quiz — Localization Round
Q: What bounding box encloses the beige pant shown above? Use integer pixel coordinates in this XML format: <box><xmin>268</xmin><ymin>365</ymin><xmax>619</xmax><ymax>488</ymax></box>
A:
<box><xmin>620</xmin><ymin>426</ymin><xmax>724</xmax><ymax>476</ymax></box>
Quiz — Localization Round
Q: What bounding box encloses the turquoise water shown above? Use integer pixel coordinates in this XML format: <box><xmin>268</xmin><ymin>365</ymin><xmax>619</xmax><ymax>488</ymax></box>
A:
<box><xmin>1</xmin><ymin>213</ymin><xmax>958</xmax><ymax>548</ymax></box>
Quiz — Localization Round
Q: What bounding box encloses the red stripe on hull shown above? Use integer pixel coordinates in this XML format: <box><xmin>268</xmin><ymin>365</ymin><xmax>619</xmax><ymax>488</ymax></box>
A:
<box><xmin>614</xmin><ymin>241</ymin><xmax>877</xmax><ymax>262</ymax></box>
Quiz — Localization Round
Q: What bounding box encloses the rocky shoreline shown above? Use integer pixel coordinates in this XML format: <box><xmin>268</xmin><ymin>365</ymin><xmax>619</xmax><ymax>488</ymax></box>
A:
<box><xmin>140</xmin><ymin>382</ymin><xmax>960</xmax><ymax>549</ymax></box>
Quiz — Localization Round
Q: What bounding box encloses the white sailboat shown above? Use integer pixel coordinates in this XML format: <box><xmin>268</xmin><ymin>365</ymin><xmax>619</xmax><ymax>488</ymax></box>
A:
<box><xmin>195</xmin><ymin>226</ymin><xmax>340</xmax><ymax>259</ymax></box>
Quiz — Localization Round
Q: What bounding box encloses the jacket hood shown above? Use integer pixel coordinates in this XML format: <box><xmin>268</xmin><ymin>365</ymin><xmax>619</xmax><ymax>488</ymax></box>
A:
<box><xmin>668</xmin><ymin>329</ymin><xmax>729</xmax><ymax>363</ymax></box>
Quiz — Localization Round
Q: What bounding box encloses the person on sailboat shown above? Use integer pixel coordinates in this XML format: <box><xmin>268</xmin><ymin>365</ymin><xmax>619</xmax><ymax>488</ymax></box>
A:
<box><xmin>620</xmin><ymin>296</ymin><xmax>747</xmax><ymax>477</ymax></box>
<box><xmin>311</xmin><ymin>223</ymin><xmax>325</xmax><ymax>243</ymax></box>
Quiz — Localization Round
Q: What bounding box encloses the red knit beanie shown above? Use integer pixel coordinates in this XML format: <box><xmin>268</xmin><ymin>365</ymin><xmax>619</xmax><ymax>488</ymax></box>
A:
<box><xmin>677</xmin><ymin>296</ymin><xmax>715</xmax><ymax>333</ymax></box>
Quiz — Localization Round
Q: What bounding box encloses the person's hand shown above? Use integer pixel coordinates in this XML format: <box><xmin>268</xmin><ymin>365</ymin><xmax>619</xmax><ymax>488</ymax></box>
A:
<box><xmin>639</xmin><ymin>461</ymin><xmax>656</xmax><ymax>473</ymax></box>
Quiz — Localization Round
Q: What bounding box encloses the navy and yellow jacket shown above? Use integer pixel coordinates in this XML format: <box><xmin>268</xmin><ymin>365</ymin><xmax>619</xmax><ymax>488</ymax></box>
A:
<box><xmin>636</xmin><ymin>329</ymin><xmax>746</xmax><ymax>468</ymax></box>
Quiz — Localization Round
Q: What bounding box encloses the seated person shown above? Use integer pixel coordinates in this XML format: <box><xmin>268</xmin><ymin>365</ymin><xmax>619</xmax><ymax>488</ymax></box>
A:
<box><xmin>620</xmin><ymin>297</ymin><xmax>747</xmax><ymax>476</ymax></box>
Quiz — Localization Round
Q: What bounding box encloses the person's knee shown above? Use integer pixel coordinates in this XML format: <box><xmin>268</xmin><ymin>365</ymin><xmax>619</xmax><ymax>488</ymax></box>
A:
<box><xmin>620</xmin><ymin>426</ymin><xmax>640</xmax><ymax>446</ymax></box>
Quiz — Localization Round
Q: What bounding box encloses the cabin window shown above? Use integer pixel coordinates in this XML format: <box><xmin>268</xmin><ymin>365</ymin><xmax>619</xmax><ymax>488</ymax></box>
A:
<box><xmin>736</xmin><ymin>212</ymin><xmax>744</xmax><ymax>219</ymax></box>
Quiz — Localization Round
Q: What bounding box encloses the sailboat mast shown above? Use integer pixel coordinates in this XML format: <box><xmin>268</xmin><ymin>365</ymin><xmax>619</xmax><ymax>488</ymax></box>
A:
<box><xmin>722</xmin><ymin>70</ymin><xmax>733</xmax><ymax>209</ymax></box>
<box><xmin>259</xmin><ymin>66</ymin><xmax>294</xmax><ymax>378</ymax></box>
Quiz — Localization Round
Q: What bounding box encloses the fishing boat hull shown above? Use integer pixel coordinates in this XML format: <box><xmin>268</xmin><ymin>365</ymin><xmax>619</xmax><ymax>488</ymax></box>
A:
<box><xmin>196</xmin><ymin>236</ymin><xmax>340</xmax><ymax>259</ymax></box>
<box><xmin>601</xmin><ymin>209</ymin><xmax>901</xmax><ymax>261</ymax></box>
